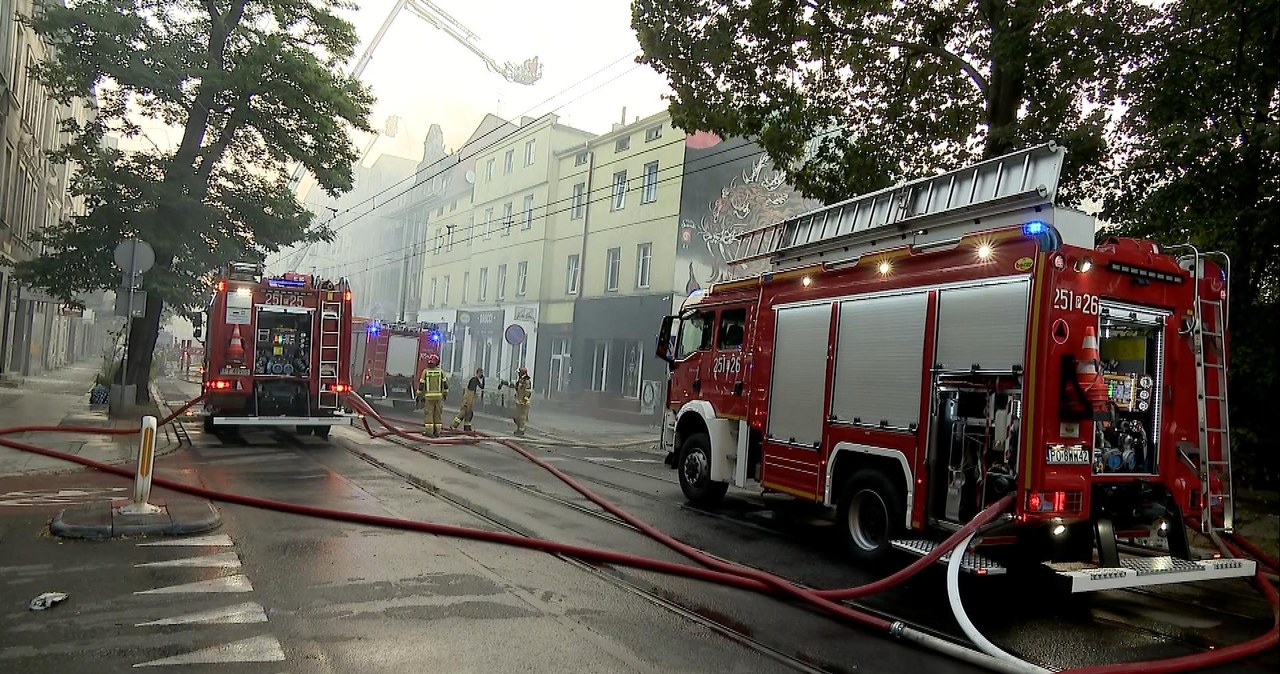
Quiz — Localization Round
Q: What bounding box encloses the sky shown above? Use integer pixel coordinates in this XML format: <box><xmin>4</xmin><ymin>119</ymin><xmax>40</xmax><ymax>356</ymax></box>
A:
<box><xmin>317</xmin><ymin>0</ymin><xmax>672</xmax><ymax>168</ymax></box>
<box><xmin>125</xmin><ymin>0</ymin><xmax>673</xmax><ymax>168</ymax></box>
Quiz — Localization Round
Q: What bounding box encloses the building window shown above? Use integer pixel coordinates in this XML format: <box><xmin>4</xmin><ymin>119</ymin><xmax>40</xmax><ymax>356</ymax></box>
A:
<box><xmin>446</xmin><ymin>224</ymin><xmax>455</xmax><ymax>251</ymax></box>
<box><xmin>522</xmin><ymin>194</ymin><xmax>534</xmax><ymax>230</ymax></box>
<box><xmin>502</xmin><ymin>202</ymin><xmax>513</xmax><ymax>235</ymax></box>
<box><xmin>451</xmin><ymin>200</ymin><xmax>458</xmax><ymax>211</ymax></box>
<box><xmin>645</xmin><ymin>124</ymin><xmax>662</xmax><ymax>142</ymax></box>
<box><xmin>504</xmin><ymin>148</ymin><xmax>514</xmax><ymax>174</ymax></box>
<box><xmin>484</xmin><ymin>208</ymin><xmax>494</xmax><ymax>239</ymax></box>
<box><xmin>574</xmin><ymin>151</ymin><xmax>589</xmax><ymax>166</ymax></box>
<box><xmin>615</xmin><ymin>136</ymin><xmax>630</xmax><ymax>153</ymax></box>
<box><xmin>605</xmin><ymin>247</ymin><xmax>621</xmax><ymax>292</ymax></box>
<box><xmin>485</xmin><ymin>158</ymin><xmax>495</xmax><ymax>181</ymax></box>
<box><xmin>642</xmin><ymin>161</ymin><xmax>659</xmax><ymax>203</ymax></box>
<box><xmin>434</xmin><ymin>227</ymin><xmax>443</xmax><ymax>254</ymax></box>
<box><xmin>591</xmin><ymin>341</ymin><xmax>610</xmax><ymax>392</ymax></box>
<box><xmin>442</xmin><ymin>276</ymin><xmax>451</xmax><ymax>306</ymax></box>
<box><xmin>611</xmin><ymin>171</ymin><xmax>627</xmax><ymax>211</ymax></box>
<box><xmin>497</xmin><ymin>264</ymin><xmax>507</xmax><ymax>300</ymax></box>
<box><xmin>516</xmin><ymin>261</ymin><xmax>528</xmax><ymax>296</ymax></box>
<box><xmin>525</xmin><ymin>138</ymin><xmax>536</xmax><ymax>166</ymax></box>
<box><xmin>429</xmin><ymin>278</ymin><xmax>438</xmax><ymax>306</ymax></box>
<box><xmin>571</xmin><ymin>183</ymin><xmax>586</xmax><ymax>219</ymax></box>
<box><xmin>478</xmin><ymin>267</ymin><xmax>489</xmax><ymax>302</ymax></box>
<box><xmin>636</xmin><ymin>242</ymin><xmax>652</xmax><ymax>288</ymax></box>
<box><xmin>463</xmin><ymin>271</ymin><xmax>470</xmax><ymax>303</ymax></box>
<box><xmin>566</xmin><ymin>254</ymin><xmax>579</xmax><ymax>295</ymax></box>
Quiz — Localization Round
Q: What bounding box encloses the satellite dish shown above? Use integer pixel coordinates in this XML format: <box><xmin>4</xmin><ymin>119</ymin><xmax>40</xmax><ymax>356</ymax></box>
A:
<box><xmin>465</xmin><ymin>170</ymin><xmax>475</xmax><ymax>184</ymax></box>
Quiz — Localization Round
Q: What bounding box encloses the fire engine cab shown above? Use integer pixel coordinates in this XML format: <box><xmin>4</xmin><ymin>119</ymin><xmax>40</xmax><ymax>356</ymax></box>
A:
<box><xmin>656</xmin><ymin>143</ymin><xmax>1253</xmax><ymax>591</ymax></box>
<box><xmin>199</xmin><ymin>262</ymin><xmax>354</xmax><ymax>439</ymax></box>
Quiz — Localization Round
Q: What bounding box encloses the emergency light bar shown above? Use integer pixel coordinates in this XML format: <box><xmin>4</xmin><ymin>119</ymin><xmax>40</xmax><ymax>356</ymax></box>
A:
<box><xmin>1107</xmin><ymin>262</ymin><xmax>1184</xmax><ymax>284</ymax></box>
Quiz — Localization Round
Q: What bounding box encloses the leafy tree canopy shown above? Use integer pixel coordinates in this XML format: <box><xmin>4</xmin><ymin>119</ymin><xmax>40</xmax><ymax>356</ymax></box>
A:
<box><xmin>17</xmin><ymin>0</ymin><xmax>373</xmax><ymax>393</ymax></box>
<box><xmin>633</xmin><ymin>0</ymin><xmax>1150</xmax><ymax>203</ymax></box>
<box><xmin>1103</xmin><ymin>0</ymin><xmax>1279</xmax><ymax>485</ymax></box>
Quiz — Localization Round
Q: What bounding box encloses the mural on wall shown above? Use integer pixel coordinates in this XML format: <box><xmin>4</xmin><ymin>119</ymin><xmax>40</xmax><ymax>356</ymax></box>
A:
<box><xmin>675</xmin><ymin>133</ymin><xmax>821</xmax><ymax>303</ymax></box>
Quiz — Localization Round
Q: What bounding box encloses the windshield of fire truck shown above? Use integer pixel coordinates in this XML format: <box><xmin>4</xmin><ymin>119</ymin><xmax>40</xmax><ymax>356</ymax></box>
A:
<box><xmin>676</xmin><ymin>310</ymin><xmax>714</xmax><ymax>360</ymax></box>
<box><xmin>254</xmin><ymin>310</ymin><xmax>313</xmax><ymax>377</ymax></box>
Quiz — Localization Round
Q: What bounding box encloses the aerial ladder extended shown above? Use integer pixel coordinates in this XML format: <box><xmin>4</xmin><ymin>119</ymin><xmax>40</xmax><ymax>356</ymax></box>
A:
<box><xmin>278</xmin><ymin>0</ymin><xmax>544</xmax><ymax>274</ymax></box>
<box><xmin>285</xmin><ymin>0</ymin><xmax>544</xmax><ymax>193</ymax></box>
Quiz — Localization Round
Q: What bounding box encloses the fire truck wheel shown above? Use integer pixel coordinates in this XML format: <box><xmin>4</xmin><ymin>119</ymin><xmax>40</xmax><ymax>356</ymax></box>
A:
<box><xmin>296</xmin><ymin>425</ymin><xmax>314</xmax><ymax>436</ymax></box>
<box><xmin>677</xmin><ymin>433</ymin><xmax>728</xmax><ymax>506</ymax></box>
<box><xmin>313</xmin><ymin>425</ymin><xmax>331</xmax><ymax>440</ymax></box>
<box><xmin>836</xmin><ymin>469</ymin><xmax>904</xmax><ymax>566</ymax></box>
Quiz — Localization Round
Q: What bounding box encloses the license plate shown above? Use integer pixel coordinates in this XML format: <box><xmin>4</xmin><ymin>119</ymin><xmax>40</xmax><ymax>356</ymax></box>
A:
<box><xmin>390</xmin><ymin>387</ymin><xmax>406</xmax><ymax>393</ymax></box>
<box><xmin>1046</xmin><ymin>444</ymin><xmax>1090</xmax><ymax>465</ymax></box>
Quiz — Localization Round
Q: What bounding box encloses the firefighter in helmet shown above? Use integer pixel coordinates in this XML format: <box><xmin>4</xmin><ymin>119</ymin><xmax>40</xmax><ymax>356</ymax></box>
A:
<box><xmin>500</xmin><ymin>366</ymin><xmax>533</xmax><ymax>436</ymax></box>
<box><xmin>418</xmin><ymin>353</ymin><xmax>448</xmax><ymax>437</ymax></box>
<box><xmin>451</xmin><ymin>367</ymin><xmax>485</xmax><ymax>431</ymax></box>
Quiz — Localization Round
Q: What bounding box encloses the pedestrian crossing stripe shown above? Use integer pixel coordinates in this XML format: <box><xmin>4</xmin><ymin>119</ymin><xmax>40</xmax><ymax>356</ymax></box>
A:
<box><xmin>133</xmin><ymin>635</ymin><xmax>284</xmax><ymax>667</ymax></box>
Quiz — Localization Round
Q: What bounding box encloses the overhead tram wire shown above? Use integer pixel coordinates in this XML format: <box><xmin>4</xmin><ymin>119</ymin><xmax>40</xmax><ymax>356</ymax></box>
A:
<box><xmin>320</xmin><ymin>133</ymin><xmax>841</xmax><ymax>276</ymax></box>
<box><xmin>320</xmin><ymin>50</ymin><xmax>643</xmax><ymax>225</ymax></box>
<box><xmin>274</xmin><ymin>50</ymin><xmax>642</xmax><ymax>271</ymax></box>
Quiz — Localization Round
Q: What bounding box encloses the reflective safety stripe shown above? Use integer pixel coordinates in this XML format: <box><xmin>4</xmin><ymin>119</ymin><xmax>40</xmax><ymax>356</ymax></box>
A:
<box><xmin>420</xmin><ymin>369</ymin><xmax>444</xmax><ymax>399</ymax></box>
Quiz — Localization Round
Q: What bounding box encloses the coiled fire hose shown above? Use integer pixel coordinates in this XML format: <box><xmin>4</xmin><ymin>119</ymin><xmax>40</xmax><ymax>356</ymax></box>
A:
<box><xmin>0</xmin><ymin>392</ymin><xmax>1274</xmax><ymax>674</ymax></box>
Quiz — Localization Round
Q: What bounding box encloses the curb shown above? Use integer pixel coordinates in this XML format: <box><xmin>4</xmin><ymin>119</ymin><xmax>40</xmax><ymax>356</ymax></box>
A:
<box><xmin>50</xmin><ymin>498</ymin><xmax>221</xmax><ymax>540</ymax></box>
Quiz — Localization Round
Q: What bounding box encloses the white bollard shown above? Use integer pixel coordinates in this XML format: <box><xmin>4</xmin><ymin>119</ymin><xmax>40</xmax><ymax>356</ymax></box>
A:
<box><xmin>119</xmin><ymin>415</ymin><xmax>162</xmax><ymax>515</ymax></box>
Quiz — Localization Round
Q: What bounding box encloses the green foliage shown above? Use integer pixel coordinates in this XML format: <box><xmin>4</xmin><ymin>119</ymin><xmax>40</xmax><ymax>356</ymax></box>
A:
<box><xmin>15</xmin><ymin>0</ymin><xmax>372</xmax><ymax>396</ymax></box>
<box><xmin>633</xmin><ymin>0</ymin><xmax>1149</xmax><ymax>203</ymax></box>
<box><xmin>1102</xmin><ymin>0</ymin><xmax>1279</xmax><ymax>487</ymax></box>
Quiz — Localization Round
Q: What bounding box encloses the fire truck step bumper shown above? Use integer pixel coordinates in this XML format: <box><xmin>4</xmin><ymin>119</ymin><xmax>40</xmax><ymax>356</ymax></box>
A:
<box><xmin>210</xmin><ymin>415</ymin><xmax>354</xmax><ymax>427</ymax></box>
<box><xmin>890</xmin><ymin>539</ymin><xmax>1007</xmax><ymax>576</ymax></box>
<box><xmin>1050</xmin><ymin>556</ymin><xmax>1256</xmax><ymax>593</ymax></box>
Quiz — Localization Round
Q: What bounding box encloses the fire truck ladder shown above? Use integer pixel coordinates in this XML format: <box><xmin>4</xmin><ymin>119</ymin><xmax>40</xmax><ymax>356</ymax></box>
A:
<box><xmin>318</xmin><ymin>298</ymin><xmax>344</xmax><ymax>410</ymax></box>
<box><xmin>1177</xmin><ymin>247</ymin><xmax>1235</xmax><ymax>536</ymax></box>
<box><xmin>729</xmin><ymin>142</ymin><xmax>1066</xmax><ymax>268</ymax></box>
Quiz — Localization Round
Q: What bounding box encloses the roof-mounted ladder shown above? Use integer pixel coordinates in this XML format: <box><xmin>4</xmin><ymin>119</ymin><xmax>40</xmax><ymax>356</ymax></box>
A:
<box><xmin>729</xmin><ymin>142</ymin><xmax>1068</xmax><ymax>267</ymax></box>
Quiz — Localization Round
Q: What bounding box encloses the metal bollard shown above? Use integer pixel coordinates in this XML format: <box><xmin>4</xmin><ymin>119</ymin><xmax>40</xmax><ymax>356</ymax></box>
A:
<box><xmin>119</xmin><ymin>415</ymin><xmax>161</xmax><ymax>515</ymax></box>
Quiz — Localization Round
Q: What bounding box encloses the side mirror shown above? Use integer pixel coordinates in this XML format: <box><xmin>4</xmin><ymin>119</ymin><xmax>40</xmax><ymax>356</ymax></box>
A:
<box><xmin>193</xmin><ymin>326</ymin><xmax>203</xmax><ymax>340</ymax></box>
<box><xmin>655</xmin><ymin>316</ymin><xmax>676</xmax><ymax>366</ymax></box>
<box><xmin>191</xmin><ymin>313</ymin><xmax>204</xmax><ymax>340</ymax></box>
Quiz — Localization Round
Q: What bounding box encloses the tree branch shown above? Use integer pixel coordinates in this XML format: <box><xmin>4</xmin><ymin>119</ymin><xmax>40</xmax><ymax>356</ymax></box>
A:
<box><xmin>801</xmin><ymin>0</ymin><xmax>989</xmax><ymax>97</ymax></box>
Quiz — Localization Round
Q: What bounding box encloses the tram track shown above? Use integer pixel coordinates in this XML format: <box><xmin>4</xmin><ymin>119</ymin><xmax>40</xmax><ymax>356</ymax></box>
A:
<box><xmin>363</xmin><ymin>407</ymin><xmax>1271</xmax><ymax>667</ymax></box>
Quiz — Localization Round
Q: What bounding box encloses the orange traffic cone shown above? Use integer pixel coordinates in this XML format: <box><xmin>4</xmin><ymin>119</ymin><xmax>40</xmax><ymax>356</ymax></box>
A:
<box><xmin>227</xmin><ymin>325</ymin><xmax>246</xmax><ymax>365</ymax></box>
<box><xmin>1077</xmin><ymin>326</ymin><xmax>1108</xmax><ymax>414</ymax></box>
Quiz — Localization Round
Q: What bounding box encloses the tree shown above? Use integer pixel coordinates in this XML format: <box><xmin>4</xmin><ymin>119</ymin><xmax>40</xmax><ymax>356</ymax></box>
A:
<box><xmin>632</xmin><ymin>0</ymin><xmax>1149</xmax><ymax>202</ymax></box>
<box><xmin>1103</xmin><ymin>0</ymin><xmax>1279</xmax><ymax>488</ymax></box>
<box><xmin>18</xmin><ymin>0</ymin><xmax>373</xmax><ymax>401</ymax></box>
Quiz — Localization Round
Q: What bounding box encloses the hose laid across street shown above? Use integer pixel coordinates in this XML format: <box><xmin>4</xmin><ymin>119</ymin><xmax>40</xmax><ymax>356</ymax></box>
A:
<box><xmin>0</xmin><ymin>391</ymin><xmax>1274</xmax><ymax>674</ymax></box>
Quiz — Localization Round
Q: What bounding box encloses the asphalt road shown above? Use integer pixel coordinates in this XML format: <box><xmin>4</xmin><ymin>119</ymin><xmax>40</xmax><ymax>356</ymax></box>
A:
<box><xmin>0</xmin><ymin>383</ymin><xmax>1273</xmax><ymax>673</ymax></box>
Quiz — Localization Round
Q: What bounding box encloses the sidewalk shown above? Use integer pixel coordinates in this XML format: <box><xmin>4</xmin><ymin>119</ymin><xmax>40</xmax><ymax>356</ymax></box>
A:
<box><xmin>0</xmin><ymin>361</ymin><xmax>170</xmax><ymax>477</ymax></box>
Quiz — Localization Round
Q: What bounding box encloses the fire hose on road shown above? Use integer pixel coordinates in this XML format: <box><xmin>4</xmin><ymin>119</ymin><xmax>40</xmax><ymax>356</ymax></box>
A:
<box><xmin>0</xmin><ymin>392</ymin><xmax>1274</xmax><ymax>674</ymax></box>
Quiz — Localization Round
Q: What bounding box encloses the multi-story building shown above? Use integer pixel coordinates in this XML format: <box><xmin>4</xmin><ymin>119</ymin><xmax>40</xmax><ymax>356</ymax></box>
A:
<box><xmin>409</xmin><ymin>108</ymin><xmax>819</xmax><ymax>421</ymax></box>
<box><xmin>419</xmin><ymin>113</ymin><xmax>593</xmax><ymax>384</ymax></box>
<box><xmin>551</xmin><ymin>111</ymin><xmax>685</xmax><ymax>410</ymax></box>
<box><xmin>0</xmin><ymin>0</ymin><xmax>100</xmax><ymax>378</ymax></box>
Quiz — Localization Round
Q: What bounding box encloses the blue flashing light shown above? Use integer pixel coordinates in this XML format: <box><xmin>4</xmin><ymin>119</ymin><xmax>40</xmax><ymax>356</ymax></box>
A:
<box><xmin>367</xmin><ymin>323</ymin><xmax>380</xmax><ymax>336</ymax></box>
<box><xmin>1023</xmin><ymin>220</ymin><xmax>1048</xmax><ymax>236</ymax></box>
<box><xmin>430</xmin><ymin>332</ymin><xmax>442</xmax><ymax>343</ymax></box>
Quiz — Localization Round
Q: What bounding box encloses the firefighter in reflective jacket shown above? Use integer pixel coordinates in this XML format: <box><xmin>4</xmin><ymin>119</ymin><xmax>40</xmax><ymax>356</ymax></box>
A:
<box><xmin>500</xmin><ymin>367</ymin><xmax>532</xmax><ymax>436</ymax></box>
<box><xmin>417</xmin><ymin>354</ymin><xmax>448</xmax><ymax>437</ymax></box>
<box><xmin>451</xmin><ymin>368</ymin><xmax>484</xmax><ymax>431</ymax></box>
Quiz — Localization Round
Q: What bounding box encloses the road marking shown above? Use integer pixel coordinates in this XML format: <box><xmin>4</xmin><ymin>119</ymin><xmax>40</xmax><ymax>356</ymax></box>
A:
<box><xmin>582</xmin><ymin>457</ymin><xmax>664</xmax><ymax>464</ymax></box>
<box><xmin>0</xmin><ymin>487</ymin><xmax>129</xmax><ymax>507</ymax></box>
<box><xmin>138</xmin><ymin>533</ymin><xmax>233</xmax><ymax>547</ymax></box>
<box><xmin>135</xmin><ymin>551</ymin><xmax>241</xmax><ymax>569</ymax></box>
<box><xmin>135</xmin><ymin>574</ymin><xmax>253</xmax><ymax>594</ymax></box>
<box><xmin>132</xmin><ymin>635</ymin><xmax>285</xmax><ymax>667</ymax></box>
<box><xmin>135</xmin><ymin>601</ymin><xmax>267</xmax><ymax>626</ymax></box>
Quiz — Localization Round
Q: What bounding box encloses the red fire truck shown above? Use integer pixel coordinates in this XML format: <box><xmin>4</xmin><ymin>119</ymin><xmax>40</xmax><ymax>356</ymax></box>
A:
<box><xmin>349</xmin><ymin>320</ymin><xmax>445</xmax><ymax>409</ymax></box>
<box><xmin>197</xmin><ymin>262</ymin><xmax>354</xmax><ymax>439</ymax></box>
<box><xmin>656</xmin><ymin>143</ymin><xmax>1253</xmax><ymax>592</ymax></box>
